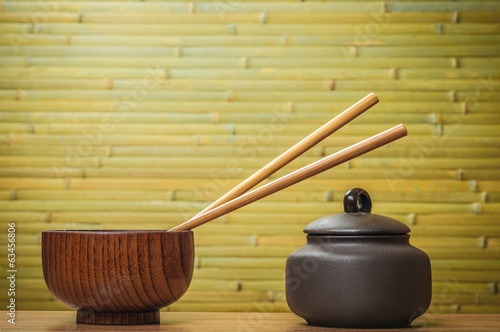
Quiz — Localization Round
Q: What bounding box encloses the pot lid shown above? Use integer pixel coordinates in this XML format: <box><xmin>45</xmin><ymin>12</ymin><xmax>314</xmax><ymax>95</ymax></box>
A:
<box><xmin>304</xmin><ymin>188</ymin><xmax>411</xmax><ymax>235</ymax></box>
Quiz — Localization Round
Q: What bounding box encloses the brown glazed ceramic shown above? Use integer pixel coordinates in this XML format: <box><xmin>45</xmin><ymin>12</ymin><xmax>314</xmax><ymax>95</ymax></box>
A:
<box><xmin>285</xmin><ymin>188</ymin><xmax>432</xmax><ymax>328</ymax></box>
<box><xmin>42</xmin><ymin>230</ymin><xmax>194</xmax><ymax>325</ymax></box>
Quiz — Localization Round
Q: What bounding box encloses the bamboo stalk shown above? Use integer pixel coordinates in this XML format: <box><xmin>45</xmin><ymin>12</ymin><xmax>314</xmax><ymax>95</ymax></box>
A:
<box><xmin>183</xmin><ymin>93</ymin><xmax>378</xmax><ymax>223</ymax></box>
<box><xmin>169</xmin><ymin>124</ymin><xmax>407</xmax><ymax>231</ymax></box>
<box><xmin>6</xmin><ymin>56</ymin><xmax>456</xmax><ymax>69</ymax></box>
<box><xmin>9</xmin><ymin>34</ymin><xmax>496</xmax><ymax>47</ymax></box>
<box><xmin>82</xmin><ymin>13</ymin><xmax>261</xmax><ymax>24</ymax></box>
<box><xmin>3</xmin><ymin>22</ymin><xmax>497</xmax><ymax>36</ymax></box>
<box><xmin>0</xmin><ymin>12</ymin><xmax>80</xmax><ymax>23</ymax></box>
<box><xmin>266</xmin><ymin>13</ymin><xmax>455</xmax><ymax>24</ymax></box>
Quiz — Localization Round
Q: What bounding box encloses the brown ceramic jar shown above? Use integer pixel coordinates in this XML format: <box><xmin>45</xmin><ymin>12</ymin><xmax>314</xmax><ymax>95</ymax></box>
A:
<box><xmin>285</xmin><ymin>188</ymin><xmax>432</xmax><ymax>328</ymax></box>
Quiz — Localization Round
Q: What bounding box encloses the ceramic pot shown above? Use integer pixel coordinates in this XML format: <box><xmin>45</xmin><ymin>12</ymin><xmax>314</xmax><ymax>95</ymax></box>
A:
<box><xmin>285</xmin><ymin>188</ymin><xmax>431</xmax><ymax>328</ymax></box>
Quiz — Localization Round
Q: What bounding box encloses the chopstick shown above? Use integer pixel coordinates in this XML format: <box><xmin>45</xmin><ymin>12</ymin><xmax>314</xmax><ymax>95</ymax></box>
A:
<box><xmin>169</xmin><ymin>124</ymin><xmax>407</xmax><ymax>231</ymax></box>
<box><xmin>180</xmin><ymin>93</ymin><xmax>378</xmax><ymax>224</ymax></box>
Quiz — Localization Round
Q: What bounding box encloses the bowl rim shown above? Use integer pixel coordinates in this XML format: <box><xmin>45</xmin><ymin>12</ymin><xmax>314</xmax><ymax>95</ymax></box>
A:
<box><xmin>41</xmin><ymin>229</ymin><xmax>192</xmax><ymax>234</ymax></box>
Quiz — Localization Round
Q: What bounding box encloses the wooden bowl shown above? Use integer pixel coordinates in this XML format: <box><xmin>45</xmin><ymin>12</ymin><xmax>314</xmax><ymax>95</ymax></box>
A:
<box><xmin>42</xmin><ymin>230</ymin><xmax>194</xmax><ymax>325</ymax></box>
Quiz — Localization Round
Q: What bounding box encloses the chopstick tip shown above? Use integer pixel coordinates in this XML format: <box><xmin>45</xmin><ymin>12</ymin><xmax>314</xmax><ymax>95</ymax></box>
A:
<box><xmin>399</xmin><ymin>123</ymin><xmax>408</xmax><ymax>136</ymax></box>
<box><xmin>367</xmin><ymin>92</ymin><xmax>379</xmax><ymax>103</ymax></box>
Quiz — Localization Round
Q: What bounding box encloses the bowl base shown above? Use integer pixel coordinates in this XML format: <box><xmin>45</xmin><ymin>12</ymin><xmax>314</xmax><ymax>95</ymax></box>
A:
<box><xmin>77</xmin><ymin>310</ymin><xmax>160</xmax><ymax>325</ymax></box>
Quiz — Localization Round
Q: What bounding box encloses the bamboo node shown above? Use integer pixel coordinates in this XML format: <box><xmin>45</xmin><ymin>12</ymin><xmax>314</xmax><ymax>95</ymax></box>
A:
<box><xmin>474</xmin><ymin>293</ymin><xmax>481</xmax><ymax>305</ymax></box>
<box><xmin>66</xmin><ymin>179</ymin><xmax>71</xmax><ymax>189</ymax></box>
<box><xmin>78</xmin><ymin>13</ymin><xmax>83</xmax><ymax>23</ymax></box>
<box><xmin>434</xmin><ymin>124</ymin><xmax>443</xmax><ymax>136</ymax></box>
<box><xmin>168</xmin><ymin>190</ymin><xmax>175</xmax><ymax>201</ymax></box>
<box><xmin>213</xmin><ymin>112</ymin><xmax>219</xmax><ymax>124</ymax></box>
<box><xmin>174</xmin><ymin>47</ymin><xmax>181</xmax><ymax>57</ymax></box>
<box><xmin>250</xmin><ymin>234</ymin><xmax>258</xmax><ymax>246</ymax></box>
<box><xmin>287</xmin><ymin>101</ymin><xmax>293</xmax><ymax>113</ymax></box>
<box><xmin>468</xmin><ymin>180</ymin><xmax>478</xmax><ymax>192</ymax></box>
<box><xmin>9</xmin><ymin>189</ymin><xmax>17</xmax><ymax>200</ymax></box>
<box><xmin>195</xmin><ymin>134</ymin><xmax>202</xmax><ymax>146</ymax></box>
<box><xmin>435</xmin><ymin>23</ymin><xmax>443</xmax><ymax>34</ymax></box>
<box><xmin>226</xmin><ymin>90</ymin><xmax>234</xmax><ymax>101</ymax></box>
<box><xmin>326</xmin><ymin>79</ymin><xmax>336</xmax><ymax>91</ymax></box>
<box><xmin>448</xmin><ymin>90</ymin><xmax>457</xmax><ymax>102</ymax></box>
<box><xmin>241</xmin><ymin>57</ymin><xmax>247</xmax><ymax>69</ymax></box>
<box><xmin>228</xmin><ymin>123</ymin><xmax>236</xmax><ymax>135</ymax></box>
<box><xmin>325</xmin><ymin>190</ymin><xmax>333</xmax><ymax>202</ymax></box>
<box><xmin>45</xmin><ymin>212</ymin><xmax>52</xmax><ymax>223</ymax></box>
<box><xmin>16</xmin><ymin>89</ymin><xmax>22</xmax><ymax>100</ymax></box>
<box><xmin>350</xmin><ymin>46</ymin><xmax>358</xmax><ymax>58</ymax></box>
<box><xmin>344</xmin><ymin>160</ymin><xmax>350</xmax><ymax>169</ymax></box>
<box><xmin>473</xmin><ymin>202</ymin><xmax>482</xmax><ymax>214</ymax></box>
<box><xmin>260</xmin><ymin>12</ymin><xmax>267</xmax><ymax>24</ymax></box>
<box><xmin>106</xmin><ymin>78</ymin><xmax>114</xmax><ymax>90</ymax></box>
<box><xmin>480</xmin><ymin>191</ymin><xmax>489</xmax><ymax>203</ymax></box>
<box><xmin>189</xmin><ymin>2</ymin><xmax>195</xmax><ymax>13</ymax></box>
<box><xmin>390</xmin><ymin>68</ymin><xmax>398</xmax><ymax>80</ymax></box>
<box><xmin>461</xmin><ymin>101</ymin><xmax>468</xmax><ymax>115</ymax></box>
<box><xmin>94</xmin><ymin>156</ymin><xmax>100</xmax><ymax>168</ymax></box>
<box><xmin>67</xmin><ymin>35</ymin><xmax>71</xmax><ymax>45</ymax></box>
<box><xmin>229</xmin><ymin>23</ymin><xmax>236</xmax><ymax>35</ymax></box>
<box><xmin>407</xmin><ymin>213</ymin><xmax>416</xmax><ymax>225</ymax></box>
<box><xmin>236</xmin><ymin>281</ymin><xmax>242</xmax><ymax>291</ymax></box>
<box><xmin>491</xmin><ymin>283</ymin><xmax>498</xmax><ymax>294</ymax></box>
<box><xmin>106</xmin><ymin>146</ymin><xmax>112</xmax><ymax>157</ymax></box>
<box><xmin>452</xmin><ymin>57</ymin><xmax>458</xmax><ymax>69</ymax></box>
<box><xmin>284</xmin><ymin>34</ymin><xmax>290</xmax><ymax>46</ymax></box>
<box><xmin>453</xmin><ymin>11</ymin><xmax>460</xmax><ymax>23</ymax></box>
<box><xmin>478</xmin><ymin>236</ymin><xmax>486</xmax><ymax>249</ymax></box>
<box><xmin>28</xmin><ymin>123</ymin><xmax>35</xmax><ymax>133</ymax></box>
<box><xmin>457</xmin><ymin>168</ymin><xmax>463</xmax><ymax>181</ymax></box>
<box><xmin>268</xmin><ymin>290</ymin><xmax>276</xmax><ymax>302</ymax></box>
<box><xmin>194</xmin><ymin>257</ymin><xmax>201</xmax><ymax>268</ymax></box>
<box><xmin>432</xmin><ymin>113</ymin><xmax>441</xmax><ymax>124</ymax></box>
<box><xmin>316</xmin><ymin>146</ymin><xmax>325</xmax><ymax>157</ymax></box>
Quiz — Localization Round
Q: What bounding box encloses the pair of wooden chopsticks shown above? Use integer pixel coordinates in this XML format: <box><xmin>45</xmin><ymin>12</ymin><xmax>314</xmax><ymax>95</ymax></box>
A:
<box><xmin>169</xmin><ymin>93</ymin><xmax>406</xmax><ymax>231</ymax></box>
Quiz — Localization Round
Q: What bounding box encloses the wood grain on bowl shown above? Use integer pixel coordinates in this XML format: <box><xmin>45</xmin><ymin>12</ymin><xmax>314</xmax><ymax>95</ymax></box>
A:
<box><xmin>42</xmin><ymin>230</ymin><xmax>194</xmax><ymax>324</ymax></box>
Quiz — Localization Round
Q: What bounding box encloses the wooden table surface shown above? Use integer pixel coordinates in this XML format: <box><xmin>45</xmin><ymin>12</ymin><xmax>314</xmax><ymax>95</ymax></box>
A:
<box><xmin>1</xmin><ymin>312</ymin><xmax>499</xmax><ymax>331</ymax></box>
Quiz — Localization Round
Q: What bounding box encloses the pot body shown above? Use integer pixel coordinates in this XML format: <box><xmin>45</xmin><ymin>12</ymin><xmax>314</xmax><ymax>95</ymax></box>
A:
<box><xmin>285</xmin><ymin>234</ymin><xmax>431</xmax><ymax>328</ymax></box>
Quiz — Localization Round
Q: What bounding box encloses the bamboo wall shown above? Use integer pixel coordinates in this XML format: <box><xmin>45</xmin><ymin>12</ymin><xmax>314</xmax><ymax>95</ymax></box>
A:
<box><xmin>0</xmin><ymin>0</ymin><xmax>499</xmax><ymax>314</ymax></box>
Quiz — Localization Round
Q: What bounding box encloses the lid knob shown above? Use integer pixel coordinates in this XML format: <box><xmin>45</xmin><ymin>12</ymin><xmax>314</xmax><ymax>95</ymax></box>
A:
<box><xmin>343</xmin><ymin>188</ymin><xmax>372</xmax><ymax>213</ymax></box>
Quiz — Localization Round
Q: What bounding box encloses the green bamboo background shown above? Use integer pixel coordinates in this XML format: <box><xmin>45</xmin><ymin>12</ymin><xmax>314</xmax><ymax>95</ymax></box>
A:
<box><xmin>0</xmin><ymin>0</ymin><xmax>499</xmax><ymax>313</ymax></box>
